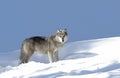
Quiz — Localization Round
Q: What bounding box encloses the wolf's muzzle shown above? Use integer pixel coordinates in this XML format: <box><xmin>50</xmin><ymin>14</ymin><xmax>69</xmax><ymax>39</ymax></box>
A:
<box><xmin>62</xmin><ymin>37</ymin><xmax>64</xmax><ymax>42</ymax></box>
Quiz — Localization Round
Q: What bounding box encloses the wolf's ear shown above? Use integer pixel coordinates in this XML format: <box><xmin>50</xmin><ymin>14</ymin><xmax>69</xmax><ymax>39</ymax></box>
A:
<box><xmin>57</xmin><ymin>29</ymin><xmax>60</xmax><ymax>33</ymax></box>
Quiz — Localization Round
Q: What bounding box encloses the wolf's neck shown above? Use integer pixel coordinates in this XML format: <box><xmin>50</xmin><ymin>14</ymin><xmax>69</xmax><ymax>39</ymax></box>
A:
<box><xmin>50</xmin><ymin>35</ymin><xmax>64</xmax><ymax>46</ymax></box>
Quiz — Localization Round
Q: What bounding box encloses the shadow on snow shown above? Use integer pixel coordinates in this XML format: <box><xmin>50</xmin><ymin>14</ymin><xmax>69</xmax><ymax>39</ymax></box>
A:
<box><xmin>31</xmin><ymin>62</ymin><xmax>120</xmax><ymax>78</ymax></box>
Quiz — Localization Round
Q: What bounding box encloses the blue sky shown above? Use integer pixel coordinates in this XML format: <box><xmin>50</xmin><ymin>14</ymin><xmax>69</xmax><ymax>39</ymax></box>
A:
<box><xmin>0</xmin><ymin>0</ymin><xmax>120</xmax><ymax>52</ymax></box>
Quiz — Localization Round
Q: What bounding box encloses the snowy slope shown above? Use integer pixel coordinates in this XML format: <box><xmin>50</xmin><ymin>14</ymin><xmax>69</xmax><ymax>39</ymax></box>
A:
<box><xmin>0</xmin><ymin>37</ymin><xmax>120</xmax><ymax>78</ymax></box>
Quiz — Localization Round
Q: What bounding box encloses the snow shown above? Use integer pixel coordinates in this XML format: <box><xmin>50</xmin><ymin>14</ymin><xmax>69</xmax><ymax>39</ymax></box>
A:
<box><xmin>0</xmin><ymin>37</ymin><xmax>120</xmax><ymax>78</ymax></box>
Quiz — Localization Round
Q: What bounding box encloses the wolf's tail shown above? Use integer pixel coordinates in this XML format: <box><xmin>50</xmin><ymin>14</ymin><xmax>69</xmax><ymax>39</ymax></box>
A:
<box><xmin>19</xmin><ymin>39</ymin><xmax>34</xmax><ymax>64</ymax></box>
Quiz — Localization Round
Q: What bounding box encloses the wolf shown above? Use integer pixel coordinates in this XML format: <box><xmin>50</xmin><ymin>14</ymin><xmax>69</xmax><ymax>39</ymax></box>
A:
<box><xmin>19</xmin><ymin>29</ymin><xmax>68</xmax><ymax>64</ymax></box>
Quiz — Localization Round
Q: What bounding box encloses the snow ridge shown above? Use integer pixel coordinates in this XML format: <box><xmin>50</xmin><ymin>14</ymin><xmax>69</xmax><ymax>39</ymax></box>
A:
<box><xmin>0</xmin><ymin>37</ymin><xmax>120</xmax><ymax>78</ymax></box>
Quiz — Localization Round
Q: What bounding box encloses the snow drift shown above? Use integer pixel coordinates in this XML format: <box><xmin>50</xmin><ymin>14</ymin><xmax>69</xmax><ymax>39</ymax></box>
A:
<box><xmin>0</xmin><ymin>37</ymin><xmax>120</xmax><ymax>78</ymax></box>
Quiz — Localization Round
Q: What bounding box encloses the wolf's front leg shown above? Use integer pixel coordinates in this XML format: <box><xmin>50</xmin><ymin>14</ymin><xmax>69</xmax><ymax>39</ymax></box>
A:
<box><xmin>54</xmin><ymin>51</ymin><xmax>59</xmax><ymax>61</ymax></box>
<box><xmin>48</xmin><ymin>51</ymin><xmax>53</xmax><ymax>63</ymax></box>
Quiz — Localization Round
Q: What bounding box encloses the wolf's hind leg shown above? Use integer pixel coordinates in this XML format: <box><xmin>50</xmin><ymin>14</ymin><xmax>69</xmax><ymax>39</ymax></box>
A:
<box><xmin>19</xmin><ymin>50</ymin><xmax>34</xmax><ymax>64</ymax></box>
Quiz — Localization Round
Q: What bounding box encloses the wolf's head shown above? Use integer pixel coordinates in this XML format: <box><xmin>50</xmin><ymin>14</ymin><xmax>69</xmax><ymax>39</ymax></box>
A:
<box><xmin>55</xmin><ymin>28</ymin><xmax>68</xmax><ymax>43</ymax></box>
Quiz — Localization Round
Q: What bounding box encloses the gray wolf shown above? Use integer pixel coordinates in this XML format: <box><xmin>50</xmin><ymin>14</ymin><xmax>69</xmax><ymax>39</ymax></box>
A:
<box><xmin>19</xmin><ymin>29</ymin><xmax>68</xmax><ymax>64</ymax></box>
